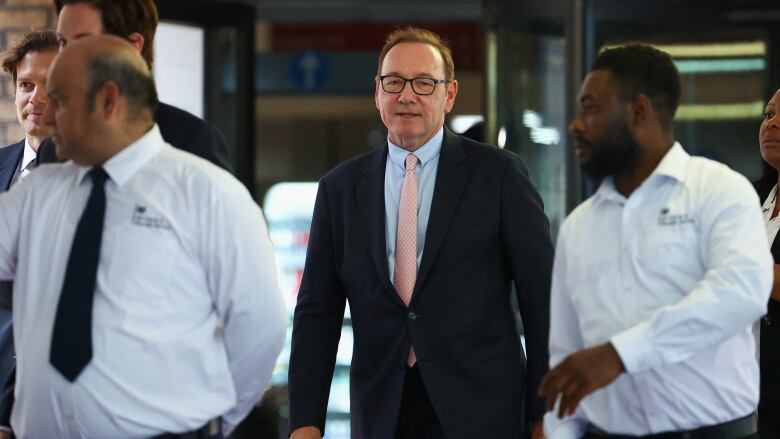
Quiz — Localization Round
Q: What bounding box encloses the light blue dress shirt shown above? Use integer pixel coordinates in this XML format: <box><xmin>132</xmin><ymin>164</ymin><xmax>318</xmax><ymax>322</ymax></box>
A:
<box><xmin>384</xmin><ymin>128</ymin><xmax>443</xmax><ymax>281</ymax></box>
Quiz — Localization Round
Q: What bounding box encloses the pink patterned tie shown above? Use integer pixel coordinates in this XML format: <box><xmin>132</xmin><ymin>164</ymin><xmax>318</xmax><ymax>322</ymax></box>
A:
<box><xmin>395</xmin><ymin>154</ymin><xmax>418</xmax><ymax>367</ymax></box>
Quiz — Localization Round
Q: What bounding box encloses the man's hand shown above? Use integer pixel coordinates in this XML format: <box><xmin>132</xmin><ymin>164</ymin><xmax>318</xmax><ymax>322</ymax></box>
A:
<box><xmin>530</xmin><ymin>419</ymin><xmax>545</xmax><ymax>439</ymax></box>
<box><xmin>290</xmin><ymin>426</ymin><xmax>321</xmax><ymax>439</ymax></box>
<box><xmin>0</xmin><ymin>429</ymin><xmax>11</xmax><ymax>439</ymax></box>
<box><xmin>537</xmin><ymin>343</ymin><xmax>625</xmax><ymax>419</ymax></box>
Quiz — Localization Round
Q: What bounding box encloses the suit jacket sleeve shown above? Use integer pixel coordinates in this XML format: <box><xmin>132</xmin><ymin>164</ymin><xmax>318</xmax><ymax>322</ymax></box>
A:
<box><xmin>500</xmin><ymin>153</ymin><xmax>553</xmax><ymax>421</ymax></box>
<box><xmin>288</xmin><ymin>178</ymin><xmax>346</xmax><ymax>434</ymax></box>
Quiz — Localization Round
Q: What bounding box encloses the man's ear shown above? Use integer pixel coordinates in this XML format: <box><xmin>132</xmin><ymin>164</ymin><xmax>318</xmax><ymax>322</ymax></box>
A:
<box><xmin>127</xmin><ymin>32</ymin><xmax>145</xmax><ymax>53</ymax></box>
<box><xmin>97</xmin><ymin>80</ymin><xmax>120</xmax><ymax>119</ymax></box>
<box><xmin>626</xmin><ymin>93</ymin><xmax>652</xmax><ymax>128</ymax></box>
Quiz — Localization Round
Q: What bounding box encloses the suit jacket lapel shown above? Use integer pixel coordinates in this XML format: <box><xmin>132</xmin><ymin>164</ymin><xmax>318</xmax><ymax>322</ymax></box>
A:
<box><xmin>413</xmin><ymin>129</ymin><xmax>468</xmax><ymax>300</ymax></box>
<box><xmin>356</xmin><ymin>147</ymin><xmax>402</xmax><ymax>303</ymax></box>
<box><xmin>0</xmin><ymin>140</ymin><xmax>25</xmax><ymax>191</ymax></box>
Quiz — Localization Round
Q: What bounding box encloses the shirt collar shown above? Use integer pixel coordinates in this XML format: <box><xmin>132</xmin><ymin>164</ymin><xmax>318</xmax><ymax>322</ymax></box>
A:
<box><xmin>387</xmin><ymin>127</ymin><xmax>443</xmax><ymax>170</ymax></box>
<box><xmin>651</xmin><ymin>141</ymin><xmax>689</xmax><ymax>183</ymax></box>
<box><xmin>592</xmin><ymin>141</ymin><xmax>689</xmax><ymax>205</ymax></box>
<box><xmin>76</xmin><ymin>124</ymin><xmax>165</xmax><ymax>186</ymax></box>
<box><xmin>592</xmin><ymin>177</ymin><xmax>622</xmax><ymax>204</ymax></box>
<box><xmin>20</xmin><ymin>138</ymin><xmax>37</xmax><ymax>169</ymax></box>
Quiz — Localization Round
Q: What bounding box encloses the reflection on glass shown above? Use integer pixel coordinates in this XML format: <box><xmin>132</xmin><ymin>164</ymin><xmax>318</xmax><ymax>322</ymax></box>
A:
<box><xmin>263</xmin><ymin>182</ymin><xmax>353</xmax><ymax>438</ymax></box>
<box><xmin>496</xmin><ymin>32</ymin><xmax>567</xmax><ymax>239</ymax></box>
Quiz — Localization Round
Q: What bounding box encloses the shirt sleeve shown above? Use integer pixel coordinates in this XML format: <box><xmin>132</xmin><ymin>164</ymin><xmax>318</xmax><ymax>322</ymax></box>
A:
<box><xmin>544</xmin><ymin>219</ymin><xmax>588</xmax><ymax>438</ymax></box>
<box><xmin>203</xmin><ymin>179</ymin><xmax>287</xmax><ymax>435</ymax></box>
<box><xmin>611</xmin><ymin>170</ymin><xmax>772</xmax><ymax>373</ymax></box>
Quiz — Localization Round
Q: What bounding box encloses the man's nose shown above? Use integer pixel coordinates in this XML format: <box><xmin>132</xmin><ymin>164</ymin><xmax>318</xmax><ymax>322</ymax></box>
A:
<box><xmin>569</xmin><ymin>116</ymin><xmax>583</xmax><ymax>134</ymax></box>
<box><xmin>30</xmin><ymin>85</ymin><xmax>47</xmax><ymax>105</ymax></box>
<box><xmin>397</xmin><ymin>81</ymin><xmax>417</xmax><ymax>103</ymax></box>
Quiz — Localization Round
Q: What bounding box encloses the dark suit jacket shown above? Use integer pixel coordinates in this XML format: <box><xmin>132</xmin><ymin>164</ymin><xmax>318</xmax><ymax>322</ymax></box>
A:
<box><xmin>289</xmin><ymin>129</ymin><xmax>554</xmax><ymax>438</ymax></box>
<box><xmin>0</xmin><ymin>140</ymin><xmax>24</xmax><ymax>426</ymax></box>
<box><xmin>38</xmin><ymin>102</ymin><xmax>232</xmax><ymax>173</ymax></box>
<box><xmin>0</xmin><ymin>141</ymin><xmax>23</xmax><ymax>191</ymax></box>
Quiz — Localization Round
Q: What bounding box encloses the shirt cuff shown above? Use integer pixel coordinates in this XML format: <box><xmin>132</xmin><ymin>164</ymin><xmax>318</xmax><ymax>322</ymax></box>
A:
<box><xmin>544</xmin><ymin>410</ymin><xmax>587</xmax><ymax>439</ymax></box>
<box><xmin>610</xmin><ymin>320</ymin><xmax>655</xmax><ymax>373</ymax></box>
<box><xmin>0</xmin><ymin>425</ymin><xmax>11</xmax><ymax>432</ymax></box>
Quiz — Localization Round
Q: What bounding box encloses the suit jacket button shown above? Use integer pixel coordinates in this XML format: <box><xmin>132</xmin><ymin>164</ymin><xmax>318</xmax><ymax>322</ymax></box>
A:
<box><xmin>398</xmin><ymin>360</ymin><xmax>406</xmax><ymax>369</ymax></box>
<box><xmin>407</xmin><ymin>312</ymin><xmax>417</xmax><ymax>322</ymax></box>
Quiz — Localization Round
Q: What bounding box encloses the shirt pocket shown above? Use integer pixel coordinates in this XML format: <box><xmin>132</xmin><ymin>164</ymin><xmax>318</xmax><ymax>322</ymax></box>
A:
<box><xmin>635</xmin><ymin>222</ymin><xmax>703</xmax><ymax>298</ymax></box>
<box><xmin>103</xmin><ymin>219</ymin><xmax>178</xmax><ymax>318</ymax></box>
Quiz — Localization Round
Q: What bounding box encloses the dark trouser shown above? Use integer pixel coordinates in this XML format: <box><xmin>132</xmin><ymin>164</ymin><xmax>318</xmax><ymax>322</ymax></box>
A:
<box><xmin>583</xmin><ymin>412</ymin><xmax>757</xmax><ymax>439</ymax></box>
<box><xmin>583</xmin><ymin>434</ymin><xmax>757</xmax><ymax>439</ymax></box>
<box><xmin>759</xmin><ymin>299</ymin><xmax>780</xmax><ymax>438</ymax></box>
<box><xmin>394</xmin><ymin>366</ymin><xmax>447</xmax><ymax>439</ymax></box>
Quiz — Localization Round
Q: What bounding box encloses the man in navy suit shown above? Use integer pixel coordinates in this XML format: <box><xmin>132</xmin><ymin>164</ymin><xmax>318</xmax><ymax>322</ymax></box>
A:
<box><xmin>39</xmin><ymin>0</ymin><xmax>232</xmax><ymax>172</ymax></box>
<box><xmin>0</xmin><ymin>30</ymin><xmax>59</xmax><ymax>437</ymax></box>
<box><xmin>289</xmin><ymin>27</ymin><xmax>553</xmax><ymax>439</ymax></box>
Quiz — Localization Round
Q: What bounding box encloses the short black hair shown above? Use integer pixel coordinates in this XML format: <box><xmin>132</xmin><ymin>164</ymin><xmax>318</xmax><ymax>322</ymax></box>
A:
<box><xmin>85</xmin><ymin>52</ymin><xmax>158</xmax><ymax>117</ymax></box>
<box><xmin>592</xmin><ymin>44</ymin><xmax>681</xmax><ymax>130</ymax></box>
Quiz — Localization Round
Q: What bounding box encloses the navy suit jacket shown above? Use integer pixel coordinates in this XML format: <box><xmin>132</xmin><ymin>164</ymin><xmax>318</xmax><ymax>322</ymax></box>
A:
<box><xmin>37</xmin><ymin>102</ymin><xmax>232</xmax><ymax>172</ymax></box>
<box><xmin>288</xmin><ymin>129</ymin><xmax>554</xmax><ymax>438</ymax></box>
<box><xmin>0</xmin><ymin>140</ymin><xmax>23</xmax><ymax>191</ymax></box>
<box><xmin>0</xmin><ymin>140</ymin><xmax>24</xmax><ymax>426</ymax></box>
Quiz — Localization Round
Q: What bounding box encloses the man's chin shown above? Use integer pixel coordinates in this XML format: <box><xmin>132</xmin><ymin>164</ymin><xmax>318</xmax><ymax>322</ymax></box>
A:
<box><xmin>579</xmin><ymin>161</ymin><xmax>607</xmax><ymax>181</ymax></box>
<box><xmin>25</xmin><ymin>125</ymin><xmax>50</xmax><ymax>139</ymax></box>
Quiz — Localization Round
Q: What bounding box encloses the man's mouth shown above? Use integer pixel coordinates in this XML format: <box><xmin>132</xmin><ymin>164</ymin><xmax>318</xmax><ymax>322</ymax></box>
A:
<box><xmin>573</xmin><ymin>138</ymin><xmax>592</xmax><ymax>158</ymax></box>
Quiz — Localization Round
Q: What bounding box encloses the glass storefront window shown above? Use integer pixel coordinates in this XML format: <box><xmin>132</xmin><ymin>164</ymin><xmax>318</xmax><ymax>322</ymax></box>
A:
<box><xmin>263</xmin><ymin>182</ymin><xmax>352</xmax><ymax>439</ymax></box>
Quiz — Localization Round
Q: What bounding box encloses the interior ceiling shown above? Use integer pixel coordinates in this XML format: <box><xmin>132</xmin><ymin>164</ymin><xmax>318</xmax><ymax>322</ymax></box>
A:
<box><xmin>191</xmin><ymin>0</ymin><xmax>780</xmax><ymax>24</ymax></box>
<box><xmin>205</xmin><ymin>0</ymin><xmax>482</xmax><ymax>21</ymax></box>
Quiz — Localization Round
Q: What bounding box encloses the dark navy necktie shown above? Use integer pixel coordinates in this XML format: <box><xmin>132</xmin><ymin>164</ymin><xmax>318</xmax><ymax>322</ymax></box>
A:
<box><xmin>50</xmin><ymin>167</ymin><xmax>108</xmax><ymax>382</ymax></box>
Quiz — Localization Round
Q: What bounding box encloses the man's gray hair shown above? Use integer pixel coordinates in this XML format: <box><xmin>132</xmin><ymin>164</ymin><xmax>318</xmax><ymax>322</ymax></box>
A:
<box><xmin>85</xmin><ymin>53</ymin><xmax>158</xmax><ymax>116</ymax></box>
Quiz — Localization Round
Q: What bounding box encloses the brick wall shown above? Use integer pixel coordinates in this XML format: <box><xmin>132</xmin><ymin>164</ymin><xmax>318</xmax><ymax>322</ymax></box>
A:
<box><xmin>0</xmin><ymin>0</ymin><xmax>55</xmax><ymax>147</ymax></box>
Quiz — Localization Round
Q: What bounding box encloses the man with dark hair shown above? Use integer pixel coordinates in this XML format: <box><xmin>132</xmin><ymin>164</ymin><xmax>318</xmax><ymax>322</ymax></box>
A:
<box><xmin>42</xmin><ymin>0</ymin><xmax>232</xmax><ymax>171</ymax></box>
<box><xmin>539</xmin><ymin>44</ymin><xmax>770</xmax><ymax>438</ymax></box>
<box><xmin>0</xmin><ymin>30</ymin><xmax>58</xmax><ymax>437</ymax></box>
<box><xmin>0</xmin><ymin>35</ymin><xmax>286</xmax><ymax>438</ymax></box>
<box><xmin>288</xmin><ymin>27</ymin><xmax>553</xmax><ymax>439</ymax></box>
<box><xmin>0</xmin><ymin>30</ymin><xmax>58</xmax><ymax>187</ymax></box>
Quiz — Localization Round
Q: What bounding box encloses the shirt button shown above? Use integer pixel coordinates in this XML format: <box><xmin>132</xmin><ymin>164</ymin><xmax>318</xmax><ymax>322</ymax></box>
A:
<box><xmin>407</xmin><ymin>312</ymin><xmax>418</xmax><ymax>322</ymax></box>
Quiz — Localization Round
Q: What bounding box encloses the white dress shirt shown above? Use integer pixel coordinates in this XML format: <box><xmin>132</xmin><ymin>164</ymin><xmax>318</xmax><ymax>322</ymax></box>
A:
<box><xmin>9</xmin><ymin>139</ymin><xmax>37</xmax><ymax>186</ymax></box>
<box><xmin>0</xmin><ymin>125</ymin><xmax>287</xmax><ymax>438</ymax></box>
<box><xmin>545</xmin><ymin>143</ymin><xmax>773</xmax><ymax>438</ymax></box>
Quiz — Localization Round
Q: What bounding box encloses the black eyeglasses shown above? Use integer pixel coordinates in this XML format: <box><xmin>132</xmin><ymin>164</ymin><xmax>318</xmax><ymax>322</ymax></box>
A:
<box><xmin>379</xmin><ymin>75</ymin><xmax>450</xmax><ymax>96</ymax></box>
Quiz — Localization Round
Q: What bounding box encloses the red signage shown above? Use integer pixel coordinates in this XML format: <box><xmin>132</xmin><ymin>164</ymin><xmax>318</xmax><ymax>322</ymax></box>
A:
<box><xmin>270</xmin><ymin>22</ymin><xmax>484</xmax><ymax>72</ymax></box>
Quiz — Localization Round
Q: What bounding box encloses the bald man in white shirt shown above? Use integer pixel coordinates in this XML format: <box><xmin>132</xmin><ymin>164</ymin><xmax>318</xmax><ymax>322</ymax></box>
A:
<box><xmin>0</xmin><ymin>35</ymin><xmax>286</xmax><ymax>439</ymax></box>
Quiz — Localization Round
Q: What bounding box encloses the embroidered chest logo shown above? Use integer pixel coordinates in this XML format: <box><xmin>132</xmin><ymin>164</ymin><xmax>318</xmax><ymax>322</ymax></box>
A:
<box><xmin>658</xmin><ymin>207</ymin><xmax>694</xmax><ymax>226</ymax></box>
<box><xmin>131</xmin><ymin>205</ymin><xmax>172</xmax><ymax>230</ymax></box>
